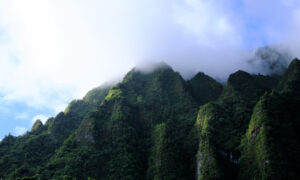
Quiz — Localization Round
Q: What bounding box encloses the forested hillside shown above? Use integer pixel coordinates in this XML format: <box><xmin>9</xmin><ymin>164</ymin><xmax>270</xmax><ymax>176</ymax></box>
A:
<box><xmin>0</xmin><ymin>59</ymin><xmax>299</xmax><ymax>180</ymax></box>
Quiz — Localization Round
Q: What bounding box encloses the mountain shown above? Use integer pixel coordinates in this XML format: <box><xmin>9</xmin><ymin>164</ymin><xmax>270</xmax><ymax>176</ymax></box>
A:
<box><xmin>239</xmin><ymin>59</ymin><xmax>300</xmax><ymax>180</ymax></box>
<box><xmin>187</xmin><ymin>72</ymin><xmax>223</xmax><ymax>105</ymax></box>
<box><xmin>0</xmin><ymin>86</ymin><xmax>111</xmax><ymax>179</ymax></box>
<box><xmin>0</xmin><ymin>59</ymin><xmax>299</xmax><ymax>180</ymax></box>
<box><xmin>194</xmin><ymin>70</ymin><xmax>278</xmax><ymax>180</ymax></box>
<box><xmin>42</xmin><ymin>65</ymin><xmax>202</xmax><ymax>179</ymax></box>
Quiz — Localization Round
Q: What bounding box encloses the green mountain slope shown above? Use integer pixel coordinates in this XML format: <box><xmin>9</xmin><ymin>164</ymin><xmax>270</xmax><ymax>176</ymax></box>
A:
<box><xmin>194</xmin><ymin>70</ymin><xmax>279</xmax><ymax>180</ymax></box>
<box><xmin>43</xmin><ymin>65</ymin><xmax>219</xmax><ymax>179</ymax></box>
<box><xmin>83</xmin><ymin>84</ymin><xmax>112</xmax><ymax>106</ymax></box>
<box><xmin>187</xmin><ymin>72</ymin><xmax>223</xmax><ymax>105</ymax></box>
<box><xmin>0</xmin><ymin>86</ymin><xmax>112</xmax><ymax>179</ymax></box>
<box><xmin>239</xmin><ymin>58</ymin><xmax>300</xmax><ymax>180</ymax></box>
<box><xmin>0</xmin><ymin>59</ymin><xmax>299</xmax><ymax>180</ymax></box>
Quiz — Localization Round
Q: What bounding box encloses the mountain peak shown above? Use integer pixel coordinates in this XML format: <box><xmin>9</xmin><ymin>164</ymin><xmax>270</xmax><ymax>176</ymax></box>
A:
<box><xmin>289</xmin><ymin>58</ymin><xmax>300</xmax><ymax>67</ymax></box>
<box><xmin>31</xmin><ymin>119</ymin><xmax>44</xmax><ymax>132</ymax></box>
<box><xmin>122</xmin><ymin>62</ymin><xmax>175</xmax><ymax>85</ymax></box>
<box><xmin>278</xmin><ymin>58</ymin><xmax>300</xmax><ymax>92</ymax></box>
<box><xmin>287</xmin><ymin>58</ymin><xmax>300</xmax><ymax>76</ymax></box>
<box><xmin>187</xmin><ymin>72</ymin><xmax>223</xmax><ymax>105</ymax></box>
<box><xmin>133</xmin><ymin>61</ymin><xmax>172</xmax><ymax>73</ymax></box>
<box><xmin>225</xmin><ymin>70</ymin><xmax>278</xmax><ymax>99</ymax></box>
<box><xmin>227</xmin><ymin>70</ymin><xmax>251</xmax><ymax>85</ymax></box>
<box><xmin>193</xmin><ymin>72</ymin><xmax>210</xmax><ymax>79</ymax></box>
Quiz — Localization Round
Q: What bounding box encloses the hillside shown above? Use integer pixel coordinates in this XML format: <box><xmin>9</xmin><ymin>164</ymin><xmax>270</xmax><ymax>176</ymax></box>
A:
<box><xmin>0</xmin><ymin>59</ymin><xmax>299</xmax><ymax>180</ymax></box>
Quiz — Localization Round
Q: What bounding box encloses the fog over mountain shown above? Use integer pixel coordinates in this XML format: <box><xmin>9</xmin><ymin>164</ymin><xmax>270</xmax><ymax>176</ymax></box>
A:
<box><xmin>1</xmin><ymin>1</ymin><xmax>300</xmax><ymax>179</ymax></box>
<box><xmin>0</xmin><ymin>0</ymin><xmax>300</xmax><ymax>137</ymax></box>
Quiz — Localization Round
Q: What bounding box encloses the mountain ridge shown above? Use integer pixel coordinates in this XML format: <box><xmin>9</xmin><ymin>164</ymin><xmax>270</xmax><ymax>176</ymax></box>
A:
<box><xmin>0</xmin><ymin>59</ymin><xmax>299</xmax><ymax>179</ymax></box>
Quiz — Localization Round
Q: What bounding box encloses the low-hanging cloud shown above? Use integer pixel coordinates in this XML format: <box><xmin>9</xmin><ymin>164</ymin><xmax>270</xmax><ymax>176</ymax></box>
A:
<box><xmin>0</xmin><ymin>0</ymin><xmax>300</xmax><ymax>135</ymax></box>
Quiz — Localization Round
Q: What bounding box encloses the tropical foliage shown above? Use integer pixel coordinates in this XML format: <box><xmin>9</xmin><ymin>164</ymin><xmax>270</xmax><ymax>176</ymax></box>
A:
<box><xmin>0</xmin><ymin>59</ymin><xmax>299</xmax><ymax>180</ymax></box>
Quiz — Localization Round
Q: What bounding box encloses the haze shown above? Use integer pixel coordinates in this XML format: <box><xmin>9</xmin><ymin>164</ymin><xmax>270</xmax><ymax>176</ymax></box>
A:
<box><xmin>0</xmin><ymin>0</ymin><xmax>300</xmax><ymax>139</ymax></box>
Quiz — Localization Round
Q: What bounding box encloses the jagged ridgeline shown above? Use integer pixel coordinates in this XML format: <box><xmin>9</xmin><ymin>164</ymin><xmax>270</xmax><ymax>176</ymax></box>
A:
<box><xmin>0</xmin><ymin>59</ymin><xmax>299</xmax><ymax>180</ymax></box>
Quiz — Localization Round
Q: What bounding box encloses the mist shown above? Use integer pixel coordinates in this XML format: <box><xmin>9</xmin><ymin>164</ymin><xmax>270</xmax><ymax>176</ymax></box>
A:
<box><xmin>1</xmin><ymin>0</ymin><xmax>299</xmax><ymax>90</ymax></box>
<box><xmin>0</xmin><ymin>0</ymin><xmax>300</xmax><ymax>137</ymax></box>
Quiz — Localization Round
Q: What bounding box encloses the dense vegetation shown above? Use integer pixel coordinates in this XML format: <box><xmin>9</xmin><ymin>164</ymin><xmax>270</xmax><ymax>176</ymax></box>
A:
<box><xmin>239</xmin><ymin>59</ymin><xmax>300</xmax><ymax>180</ymax></box>
<box><xmin>194</xmin><ymin>71</ymin><xmax>279</xmax><ymax>180</ymax></box>
<box><xmin>0</xmin><ymin>58</ymin><xmax>299</xmax><ymax>180</ymax></box>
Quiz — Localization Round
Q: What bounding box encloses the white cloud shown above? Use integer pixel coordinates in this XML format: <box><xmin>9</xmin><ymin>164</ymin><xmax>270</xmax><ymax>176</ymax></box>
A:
<box><xmin>15</xmin><ymin>112</ymin><xmax>29</xmax><ymax>120</ymax></box>
<box><xmin>0</xmin><ymin>0</ymin><xmax>300</xmax><ymax>134</ymax></box>
<box><xmin>31</xmin><ymin>114</ymin><xmax>48</xmax><ymax>124</ymax></box>
<box><xmin>173</xmin><ymin>0</ymin><xmax>240</xmax><ymax>47</ymax></box>
<box><xmin>0</xmin><ymin>0</ymin><xmax>139</xmax><ymax>111</ymax></box>
<box><xmin>13</xmin><ymin>126</ymin><xmax>27</xmax><ymax>136</ymax></box>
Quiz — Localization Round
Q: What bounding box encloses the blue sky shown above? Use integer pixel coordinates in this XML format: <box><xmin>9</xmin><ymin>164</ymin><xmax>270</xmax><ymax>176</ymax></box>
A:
<box><xmin>0</xmin><ymin>0</ymin><xmax>300</xmax><ymax>139</ymax></box>
<box><xmin>0</xmin><ymin>96</ymin><xmax>54</xmax><ymax>137</ymax></box>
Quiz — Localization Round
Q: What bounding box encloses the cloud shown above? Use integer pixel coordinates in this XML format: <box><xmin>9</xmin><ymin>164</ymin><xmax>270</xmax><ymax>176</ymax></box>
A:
<box><xmin>0</xmin><ymin>0</ymin><xmax>246</xmax><ymax>90</ymax></box>
<box><xmin>31</xmin><ymin>114</ymin><xmax>48</xmax><ymax>124</ymax></box>
<box><xmin>15</xmin><ymin>112</ymin><xmax>29</xmax><ymax>120</ymax></box>
<box><xmin>0</xmin><ymin>0</ymin><xmax>300</xmax><ymax>138</ymax></box>
<box><xmin>13</xmin><ymin>126</ymin><xmax>27</xmax><ymax>136</ymax></box>
<box><xmin>173</xmin><ymin>0</ymin><xmax>241</xmax><ymax>47</ymax></box>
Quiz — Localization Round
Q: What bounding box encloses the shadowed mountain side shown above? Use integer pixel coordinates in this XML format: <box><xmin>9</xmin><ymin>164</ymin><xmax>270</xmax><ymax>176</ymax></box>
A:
<box><xmin>239</xmin><ymin>58</ymin><xmax>300</xmax><ymax>180</ymax></box>
<box><xmin>187</xmin><ymin>72</ymin><xmax>223</xmax><ymax>105</ymax></box>
<box><xmin>194</xmin><ymin>70</ymin><xmax>279</xmax><ymax>180</ymax></box>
